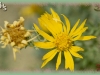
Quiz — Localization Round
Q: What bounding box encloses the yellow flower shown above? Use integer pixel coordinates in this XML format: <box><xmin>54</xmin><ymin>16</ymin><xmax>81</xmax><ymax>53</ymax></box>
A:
<box><xmin>20</xmin><ymin>4</ymin><xmax>45</xmax><ymax>17</ymax></box>
<box><xmin>0</xmin><ymin>17</ymin><xmax>35</xmax><ymax>60</ymax></box>
<box><xmin>38</xmin><ymin>8</ymin><xmax>61</xmax><ymax>33</ymax></box>
<box><xmin>33</xmin><ymin>8</ymin><xmax>96</xmax><ymax>71</ymax></box>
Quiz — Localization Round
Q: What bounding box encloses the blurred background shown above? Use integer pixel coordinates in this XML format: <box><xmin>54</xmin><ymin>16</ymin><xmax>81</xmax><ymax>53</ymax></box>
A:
<box><xmin>0</xmin><ymin>3</ymin><xmax>100</xmax><ymax>71</ymax></box>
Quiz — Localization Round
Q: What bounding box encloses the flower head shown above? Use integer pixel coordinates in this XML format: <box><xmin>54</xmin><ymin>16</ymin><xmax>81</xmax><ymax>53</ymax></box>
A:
<box><xmin>0</xmin><ymin>17</ymin><xmax>34</xmax><ymax>60</ymax></box>
<box><xmin>33</xmin><ymin>8</ymin><xmax>96</xmax><ymax>71</ymax></box>
<box><xmin>20</xmin><ymin>4</ymin><xmax>45</xmax><ymax>17</ymax></box>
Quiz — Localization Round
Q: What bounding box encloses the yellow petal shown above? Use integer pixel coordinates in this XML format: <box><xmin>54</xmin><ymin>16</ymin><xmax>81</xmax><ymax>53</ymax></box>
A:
<box><xmin>72</xmin><ymin>19</ymin><xmax>87</xmax><ymax>35</ymax></box>
<box><xmin>41</xmin><ymin>50</ymin><xmax>58</xmax><ymax>68</ymax></box>
<box><xmin>76</xmin><ymin>27</ymin><xmax>88</xmax><ymax>35</ymax></box>
<box><xmin>70</xmin><ymin>49</ymin><xmax>83</xmax><ymax>59</ymax></box>
<box><xmin>72</xmin><ymin>27</ymin><xmax>88</xmax><ymax>38</ymax></box>
<box><xmin>50</xmin><ymin>8</ymin><xmax>62</xmax><ymax>33</ymax></box>
<box><xmin>44</xmin><ymin>12</ymin><xmax>52</xmax><ymax>19</ymax></box>
<box><xmin>64</xmin><ymin>51</ymin><xmax>74</xmax><ymax>71</ymax></box>
<box><xmin>34</xmin><ymin>42</ymin><xmax>55</xmax><ymax>50</ymax></box>
<box><xmin>50</xmin><ymin>8</ymin><xmax>60</xmax><ymax>20</ymax></box>
<box><xmin>72</xmin><ymin>27</ymin><xmax>88</xmax><ymax>41</ymax></box>
<box><xmin>71</xmin><ymin>46</ymin><xmax>84</xmax><ymax>52</ymax></box>
<box><xmin>63</xmin><ymin>25</ymin><xmax>67</xmax><ymax>32</ymax></box>
<box><xmin>62</xmin><ymin>14</ymin><xmax>70</xmax><ymax>34</ymax></box>
<box><xmin>69</xmin><ymin>19</ymin><xmax>80</xmax><ymax>36</ymax></box>
<box><xmin>72</xmin><ymin>34</ymin><xmax>82</xmax><ymax>41</ymax></box>
<box><xmin>52</xmin><ymin>19</ymin><xmax>62</xmax><ymax>34</ymax></box>
<box><xmin>42</xmin><ymin>49</ymin><xmax>57</xmax><ymax>60</ymax></box>
<box><xmin>56</xmin><ymin>51</ymin><xmax>61</xmax><ymax>70</ymax></box>
<box><xmin>64</xmin><ymin>51</ymin><xmax>69</xmax><ymax>69</ymax></box>
<box><xmin>78</xmin><ymin>36</ymin><xmax>96</xmax><ymax>40</ymax></box>
<box><xmin>34</xmin><ymin>24</ymin><xmax>54</xmax><ymax>42</ymax></box>
<box><xmin>39</xmin><ymin>17</ymin><xmax>56</xmax><ymax>37</ymax></box>
<box><xmin>40</xmin><ymin>16</ymin><xmax>62</xmax><ymax>37</ymax></box>
<box><xmin>38</xmin><ymin>18</ymin><xmax>50</xmax><ymax>34</ymax></box>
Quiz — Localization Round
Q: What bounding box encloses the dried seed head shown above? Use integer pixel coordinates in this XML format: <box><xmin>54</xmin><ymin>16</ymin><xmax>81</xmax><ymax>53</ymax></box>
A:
<box><xmin>0</xmin><ymin>17</ymin><xmax>35</xmax><ymax>60</ymax></box>
<box><xmin>0</xmin><ymin>17</ymin><xmax>30</xmax><ymax>49</ymax></box>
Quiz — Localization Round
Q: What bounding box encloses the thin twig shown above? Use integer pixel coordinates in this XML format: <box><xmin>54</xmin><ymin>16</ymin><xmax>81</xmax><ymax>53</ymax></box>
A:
<box><xmin>27</xmin><ymin>35</ymin><xmax>39</xmax><ymax>42</ymax></box>
<box><xmin>27</xmin><ymin>30</ymin><xmax>36</xmax><ymax>32</ymax></box>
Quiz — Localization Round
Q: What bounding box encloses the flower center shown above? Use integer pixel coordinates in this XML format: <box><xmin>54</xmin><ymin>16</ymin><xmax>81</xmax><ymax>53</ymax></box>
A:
<box><xmin>4</xmin><ymin>26</ymin><xmax>27</xmax><ymax>45</ymax></box>
<box><xmin>54</xmin><ymin>32</ymin><xmax>73</xmax><ymax>51</ymax></box>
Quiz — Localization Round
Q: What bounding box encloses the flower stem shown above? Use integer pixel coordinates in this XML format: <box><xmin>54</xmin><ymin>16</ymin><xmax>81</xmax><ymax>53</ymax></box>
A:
<box><xmin>27</xmin><ymin>35</ymin><xmax>39</xmax><ymax>42</ymax></box>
